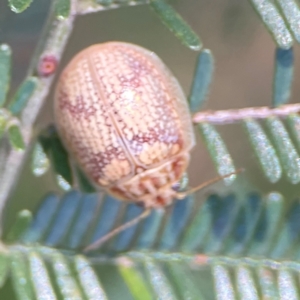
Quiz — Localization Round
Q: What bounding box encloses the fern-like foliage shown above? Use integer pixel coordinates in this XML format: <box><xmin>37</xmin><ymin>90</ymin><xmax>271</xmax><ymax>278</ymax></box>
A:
<box><xmin>0</xmin><ymin>190</ymin><xmax>299</xmax><ymax>299</ymax></box>
<box><xmin>3</xmin><ymin>0</ymin><xmax>300</xmax><ymax>299</ymax></box>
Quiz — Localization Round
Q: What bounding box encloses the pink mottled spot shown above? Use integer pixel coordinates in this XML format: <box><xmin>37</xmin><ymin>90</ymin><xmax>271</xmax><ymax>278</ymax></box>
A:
<box><xmin>38</xmin><ymin>55</ymin><xmax>58</xmax><ymax>77</ymax></box>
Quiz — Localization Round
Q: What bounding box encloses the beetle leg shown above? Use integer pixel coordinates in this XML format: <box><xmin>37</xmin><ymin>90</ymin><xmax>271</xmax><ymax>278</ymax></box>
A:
<box><xmin>83</xmin><ymin>208</ymin><xmax>152</xmax><ymax>253</ymax></box>
<box><xmin>176</xmin><ymin>169</ymin><xmax>244</xmax><ymax>199</ymax></box>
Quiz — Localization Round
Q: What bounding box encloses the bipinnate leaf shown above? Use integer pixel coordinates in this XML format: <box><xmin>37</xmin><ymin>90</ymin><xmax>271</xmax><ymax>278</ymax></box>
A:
<box><xmin>3</xmin><ymin>189</ymin><xmax>300</xmax><ymax>298</ymax></box>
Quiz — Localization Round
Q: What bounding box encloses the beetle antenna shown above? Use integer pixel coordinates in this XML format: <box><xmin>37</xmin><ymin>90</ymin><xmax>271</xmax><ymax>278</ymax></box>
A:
<box><xmin>83</xmin><ymin>208</ymin><xmax>152</xmax><ymax>253</ymax></box>
<box><xmin>176</xmin><ymin>168</ymin><xmax>244</xmax><ymax>199</ymax></box>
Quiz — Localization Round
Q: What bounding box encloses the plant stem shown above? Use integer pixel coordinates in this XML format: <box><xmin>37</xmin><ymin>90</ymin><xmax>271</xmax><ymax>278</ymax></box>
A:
<box><xmin>192</xmin><ymin>103</ymin><xmax>300</xmax><ymax>125</ymax></box>
<box><xmin>0</xmin><ymin>1</ymin><xmax>76</xmax><ymax>238</ymax></box>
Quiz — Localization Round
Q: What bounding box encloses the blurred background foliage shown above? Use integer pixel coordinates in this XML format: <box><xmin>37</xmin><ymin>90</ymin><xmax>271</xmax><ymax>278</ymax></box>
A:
<box><xmin>2</xmin><ymin>0</ymin><xmax>300</xmax><ymax>299</ymax></box>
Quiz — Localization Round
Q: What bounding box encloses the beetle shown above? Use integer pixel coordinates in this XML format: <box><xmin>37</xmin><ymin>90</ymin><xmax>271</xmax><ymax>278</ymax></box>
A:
<box><xmin>54</xmin><ymin>42</ymin><xmax>238</xmax><ymax>251</ymax></box>
<box><xmin>55</xmin><ymin>42</ymin><xmax>196</xmax><ymax>208</ymax></box>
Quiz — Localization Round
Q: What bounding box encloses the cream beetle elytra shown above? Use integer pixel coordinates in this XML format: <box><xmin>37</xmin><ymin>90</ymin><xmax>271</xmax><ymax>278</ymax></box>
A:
<box><xmin>54</xmin><ymin>42</ymin><xmax>239</xmax><ymax>251</ymax></box>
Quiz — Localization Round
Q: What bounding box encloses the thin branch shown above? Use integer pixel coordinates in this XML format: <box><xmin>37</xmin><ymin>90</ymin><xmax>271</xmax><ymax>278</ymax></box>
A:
<box><xmin>192</xmin><ymin>103</ymin><xmax>300</xmax><ymax>125</ymax></box>
<box><xmin>0</xmin><ymin>1</ymin><xmax>76</xmax><ymax>237</ymax></box>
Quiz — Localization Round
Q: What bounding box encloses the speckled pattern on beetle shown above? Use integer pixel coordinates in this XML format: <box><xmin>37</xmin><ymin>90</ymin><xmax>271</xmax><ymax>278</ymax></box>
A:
<box><xmin>54</xmin><ymin>42</ymin><xmax>195</xmax><ymax>208</ymax></box>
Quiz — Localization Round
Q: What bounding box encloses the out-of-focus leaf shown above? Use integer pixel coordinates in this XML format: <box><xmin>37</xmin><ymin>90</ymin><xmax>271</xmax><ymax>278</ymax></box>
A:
<box><xmin>273</xmin><ymin>48</ymin><xmax>294</xmax><ymax>106</ymax></box>
<box><xmin>0</xmin><ymin>109</ymin><xmax>9</xmax><ymax>138</ymax></box>
<box><xmin>0</xmin><ymin>44</ymin><xmax>11</xmax><ymax>107</ymax></box>
<box><xmin>49</xmin><ymin>251</ymin><xmax>84</xmax><ymax>299</ymax></box>
<box><xmin>0</xmin><ymin>252</ymin><xmax>9</xmax><ymax>288</ymax></box>
<box><xmin>10</xmin><ymin>250</ymin><xmax>34</xmax><ymax>300</ymax></box>
<box><xmin>189</xmin><ymin>49</ymin><xmax>214</xmax><ymax>112</ymax></box>
<box><xmin>6</xmin><ymin>210</ymin><xmax>32</xmax><ymax>243</ymax></box>
<box><xmin>143</xmin><ymin>259</ymin><xmax>178</xmax><ymax>299</ymax></box>
<box><xmin>7</xmin><ymin>124</ymin><xmax>25</xmax><ymax>151</ymax></box>
<box><xmin>44</xmin><ymin>190</ymin><xmax>81</xmax><ymax>247</ymax></box>
<box><xmin>43</xmin><ymin>127</ymin><xmax>73</xmax><ymax>187</ymax></box>
<box><xmin>118</xmin><ymin>261</ymin><xmax>153</xmax><ymax>300</ymax></box>
<box><xmin>28</xmin><ymin>252</ymin><xmax>56</xmax><ymax>300</ymax></box>
<box><xmin>8</xmin><ymin>0</ymin><xmax>34</xmax><ymax>13</ymax></box>
<box><xmin>75</xmin><ymin>167</ymin><xmax>96</xmax><ymax>193</ymax></box>
<box><xmin>55</xmin><ymin>0</ymin><xmax>71</xmax><ymax>19</ymax></box>
<box><xmin>31</xmin><ymin>142</ymin><xmax>50</xmax><ymax>177</ymax></box>
<box><xmin>8</xmin><ymin>77</ymin><xmax>38</xmax><ymax>115</ymax></box>
<box><xmin>74</xmin><ymin>255</ymin><xmax>108</xmax><ymax>299</ymax></box>
<box><xmin>21</xmin><ymin>193</ymin><xmax>60</xmax><ymax>244</ymax></box>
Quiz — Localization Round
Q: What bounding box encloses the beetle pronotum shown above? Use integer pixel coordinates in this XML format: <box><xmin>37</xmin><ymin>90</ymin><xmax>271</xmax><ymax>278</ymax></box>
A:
<box><xmin>54</xmin><ymin>42</ymin><xmax>239</xmax><ymax>252</ymax></box>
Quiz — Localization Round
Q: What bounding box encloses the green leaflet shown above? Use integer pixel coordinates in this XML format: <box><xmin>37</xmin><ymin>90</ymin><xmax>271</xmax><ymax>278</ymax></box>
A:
<box><xmin>247</xmin><ymin>192</ymin><xmax>284</xmax><ymax>256</ymax></box>
<box><xmin>119</xmin><ymin>262</ymin><xmax>152</xmax><ymax>300</ymax></box>
<box><xmin>41</xmin><ymin>128</ymin><xmax>73</xmax><ymax>188</ymax></box>
<box><xmin>189</xmin><ymin>49</ymin><xmax>214</xmax><ymax>112</ymax></box>
<box><xmin>10</xmin><ymin>250</ymin><xmax>35</xmax><ymax>300</ymax></box>
<box><xmin>31</xmin><ymin>142</ymin><xmax>50</xmax><ymax>177</ymax></box>
<box><xmin>249</xmin><ymin>0</ymin><xmax>293</xmax><ymax>49</ymax></box>
<box><xmin>243</xmin><ymin>118</ymin><xmax>282</xmax><ymax>183</ymax></box>
<box><xmin>236</xmin><ymin>266</ymin><xmax>259</xmax><ymax>299</ymax></box>
<box><xmin>167</xmin><ymin>262</ymin><xmax>205</xmax><ymax>300</ymax></box>
<box><xmin>28</xmin><ymin>252</ymin><xmax>56</xmax><ymax>300</ymax></box>
<box><xmin>0</xmin><ymin>109</ymin><xmax>9</xmax><ymax>139</ymax></box>
<box><xmin>265</xmin><ymin>116</ymin><xmax>300</xmax><ymax>184</ymax></box>
<box><xmin>257</xmin><ymin>267</ymin><xmax>279</xmax><ymax>299</ymax></box>
<box><xmin>198</xmin><ymin>123</ymin><xmax>236</xmax><ymax>185</ymax></box>
<box><xmin>55</xmin><ymin>0</ymin><xmax>71</xmax><ymax>20</ymax></box>
<box><xmin>8</xmin><ymin>77</ymin><xmax>38</xmax><ymax>116</ymax></box>
<box><xmin>212</xmin><ymin>264</ymin><xmax>235</xmax><ymax>300</ymax></box>
<box><xmin>150</xmin><ymin>0</ymin><xmax>202</xmax><ymax>51</ymax></box>
<box><xmin>277</xmin><ymin>269</ymin><xmax>298</xmax><ymax>299</ymax></box>
<box><xmin>276</xmin><ymin>0</ymin><xmax>300</xmax><ymax>43</ymax></box>
<box><xmin>6</xmin><ymin>210</ymin><xmax>32</xmax><ymax>243</ymax></box>
<box><xmin>144</xmin><ymin>259</ymin><xmax>178</xmax><ymax>300</ymax></box>
<box><xmin>0</xmin><ymin>44</ymin><xmax>11</xmax><ymax>107</ymax></box>
<box><xmin>0</xmin><ymin>252</ymin><xmax>9</xmax><ymax>288</ymax></box>
<box><xmin>273</xmin><ymin>48</ymin><xmax>294</xmax><ymax>107</ymax></box>
<box><xmin>7</xmin><ymin>124</ymin><xmax>25</xmax><ymax>151</ymax></box>
<box><xmin>8</xmin><ymin>0</ymin><xmax>34</xmax><ymax>13</ymax></box>
<box><xmin>75</xmin><ymin>255</ymin><xmax>108</xmax><ymax>300</ymax></box>
<box><xmin>50</xmin><ymin>251</ymin><xmax>84</xmax><ymax>299</ymax></box>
